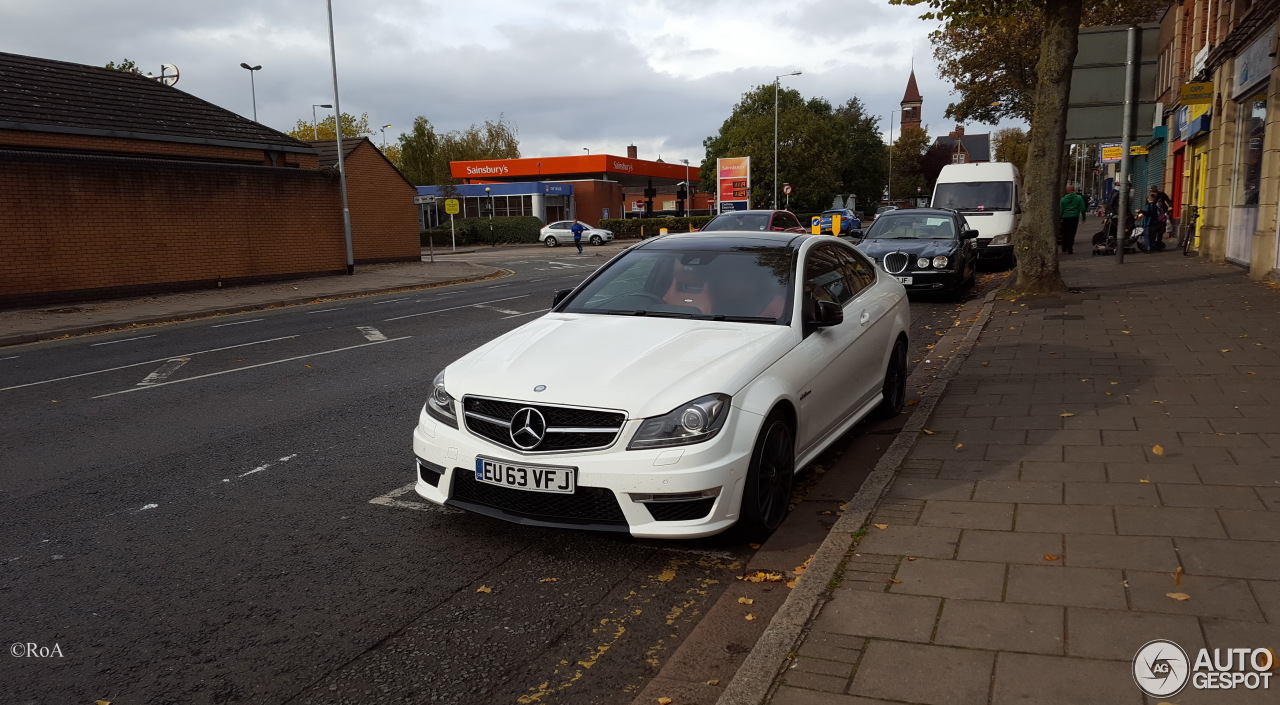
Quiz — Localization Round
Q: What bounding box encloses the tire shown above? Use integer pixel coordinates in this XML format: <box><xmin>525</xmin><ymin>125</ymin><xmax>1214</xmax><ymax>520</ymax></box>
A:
<box><xmin>873</xmin><ymin>338</ymin><xmax>908</xmax><ymax>420</ymax></box>
<box><xmin>737</xmin><ymin>412</ymin><xmax>796</xmax><ymax>541</ymax></box>
<box><xmin>544</xmin><ymin>236</ymin><xmax>559</xmax><ymax>248</ymax></box>
<box><xmin>590</xmin><ymin>235</ymin><xmax>603</xmax><ymax>246</ymax></box>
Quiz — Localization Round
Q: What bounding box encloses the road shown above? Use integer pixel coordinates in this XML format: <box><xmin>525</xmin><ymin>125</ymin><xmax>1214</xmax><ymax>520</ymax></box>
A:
<box><xmin>0</xmin><ymin>241</ymin><xmax>998</xmax><ymax>705</ymax></box>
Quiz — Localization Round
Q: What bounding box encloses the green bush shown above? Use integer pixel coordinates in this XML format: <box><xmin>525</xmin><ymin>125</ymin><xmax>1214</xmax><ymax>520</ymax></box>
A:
<box><xmin>600</xmin><ymin>216</ymin><xmax>714</xmax><ymax>238</ymax></box>
<box><xmin>421</xmin><ymin>216</ymin><xmax>543</xmax><ymax>246</ymax></box>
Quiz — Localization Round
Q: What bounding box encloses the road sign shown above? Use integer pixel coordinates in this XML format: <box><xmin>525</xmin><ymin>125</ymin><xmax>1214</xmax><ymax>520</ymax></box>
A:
<box><xmin>444</xmin><ymin>198</ymin><xmax>460</xmax><ymax>215</ymax></box>
<box><xmin>782</xmin><ymin>183</ymin><xmax>792</xmax><ymax>195</ymax></box>
<box><xmin>413</xmin><ymin>195</ymin><xmax>436</xmax><ymax>205</ymax></box>
<box><xmin>1101</xmin><ymin>143</ymin><xmax>1123</xmax><ymax>163</ymax></box>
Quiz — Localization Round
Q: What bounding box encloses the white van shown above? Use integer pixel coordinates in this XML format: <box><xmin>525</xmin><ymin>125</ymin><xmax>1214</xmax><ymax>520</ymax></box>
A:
<box><xmin>931</xmin><ymin>162</ymin><xmax>1021</xmax><ymax>267</ymax></box>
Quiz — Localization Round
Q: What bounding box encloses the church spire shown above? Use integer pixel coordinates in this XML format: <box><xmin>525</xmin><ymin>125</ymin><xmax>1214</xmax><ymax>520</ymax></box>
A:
<box><xmin>900</xmin><ymin>70</ymin><xmax>923</xmax><ymax>133</ymax></box>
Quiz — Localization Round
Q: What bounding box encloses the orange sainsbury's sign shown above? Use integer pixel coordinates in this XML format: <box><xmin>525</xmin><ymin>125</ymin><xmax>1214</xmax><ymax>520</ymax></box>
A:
<box><xmin>717</xmin><ymin>157</ymin><xmax>751</xmax><ymax>213</ymax></box>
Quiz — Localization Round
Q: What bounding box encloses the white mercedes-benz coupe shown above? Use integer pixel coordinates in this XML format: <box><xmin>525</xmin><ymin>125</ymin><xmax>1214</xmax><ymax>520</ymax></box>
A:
<box><xmin>412</xmin><ymin>231</ymin><xmax>910</xmax><ymax>539</ymax></box>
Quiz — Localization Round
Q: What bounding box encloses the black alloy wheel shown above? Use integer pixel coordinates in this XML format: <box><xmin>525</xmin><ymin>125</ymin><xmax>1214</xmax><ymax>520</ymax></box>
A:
<box><xmin>873</xmin><ymin>338</ymin><xmax>908</xmax><ymax>419</ymax></box>
<box><xmin>738</xmin><ymin>413</ymin><xmax>795</xmax><ymax>540</ymax></box>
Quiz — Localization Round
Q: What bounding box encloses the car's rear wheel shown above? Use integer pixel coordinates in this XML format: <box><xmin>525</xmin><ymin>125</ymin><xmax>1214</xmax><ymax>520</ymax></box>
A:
<box><xmin>544</xmin><ymin>236</ymin><xmax>558</xmax><ymax>248</ymax></box>
<box><xmin>738</xmin><ymin>412</ymin><xmax>795</xmax><ymax>540</ymax></box>
<box><xmin>873</xmin><ymin>338</ymin><xmax>908</xmax><ymax>419</ymax></box>
<box><xmin>590</xmin><ymin>235</ymin><xmax>603</xmax><ymax>245</ymax></box>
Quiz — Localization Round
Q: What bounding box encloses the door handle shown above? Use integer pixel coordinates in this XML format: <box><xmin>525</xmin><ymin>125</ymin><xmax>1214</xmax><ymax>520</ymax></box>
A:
<box><xmin>859</xmin><ymin>310</ymin><xmax>871</xmax><ymax>326</ymax></box>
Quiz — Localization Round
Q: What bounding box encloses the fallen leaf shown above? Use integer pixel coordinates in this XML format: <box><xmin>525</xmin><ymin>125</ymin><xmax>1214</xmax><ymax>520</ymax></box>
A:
<box><xmin>1122</xmin><ymin>579</ymin><xmax>1130</xmax><ymax>588</ymax></box>
<box><xmin>539</xmin><ymin>577</ymin><xmax>560</xmax><ymax>583</ymax></box>
<box><xmin>955</xmin><ymin>443</ymin><xmax>964</xmax><ymax>450</ymax></box>
<box><xmin>1060</xmin><ymin>412</ymin><xmax>1075</xmax><ymax>418</ymax></box>
<box><xmin>906</xmin><ymin>399</ymin><xmax>920</xmax><ymax>406</ymax></box>
<box><xmin>1139</xmin><ymin>479</ymin><xmax>1151</xmax><ymax>483</ymax></box>
<box><xmin>1122</xmin><ymin>330</ymin><xmax>1131</xmax><ymax>334</ymax></box>
<box><xmin>657</xmin><ymin>698</ymin><xmax>673</xmax><ymax>705</ymax></box>
<box><xmin>1043</xmin><ymin>554</ymin><xmax>1059</xmax><ymax>561</ymax></box>
<box><xmin>706</xmin><ymin>679</ymin><xmax>720</xmax><ymax>686</ymax></box>
<box><xmin>981</xmin><ymin>361</ymin><xmax>990</xmax><ymax>367</ymax></box>
<box><xmin>1166</xmin><ymin>592</ymin><xmax>1191</xmax><ymax>601</ymax></box>
<box><xmin>838</xmin><ymin>503</ymin><xmax>849</xmax><ymax>511</ymax></box>
<box><xmin>873</xmin><ymin>523</ymin><xmax>889</xmax><ymax>530</ymax></box>
<box><xmin>906</xmin><ymin>556</ymin><xmax>917</xmax><ymax>561</ymax></box>
<box><xmin>922</xmin><ymin>428</ymin><xmax>935</xmax><ymax>435</ymax></box>
<box><xmin>889</xmin><ymin>578</ymin><xmax>901</xmax><ymax>584</ymax></box>
<box><xmin>737</xmin><ymin>597</ymin><xmax>754</xmax><ymax>605</ymax></box>
<box><xmin>1080</xmin><ymin>378</ymin><xmax>1090</xmax><ymax>382</ymax></box>
<box><xmin>1153</xmin><ymin>400</ymin><xmax>1165</xmax><ymax>404</ymax></box>
<box><xmin>1220</xmin><ymin>349</ymin><xmax>1231</xmax><ymax>353</ymax></box>
<box><xmin>476</xmin><ymin>585</ymin><xmax>492</xmax><ymax>593</ymax></box>
<box><xmin>785</xmin><ymin>579</ymin><xmax>797</xmax><ymax>589</ymax></box>
<box><xmin>1152</xmin><ymin>445</ymin><xmax>1165</xmax><ymax>456</ymax></box>
<box><xmin>1175</xmin><ymin>566</ymin><xmax>1183</xmax><ymax>585</ymax></box>
<box><xmin>745</xmin><ymin>614</ymin><xmax>756</xmax><ymax>621</ymax></box>
<box><xmin>1110</xmin><ymin>381</ymin><xmax>1119</xmax><ymax>385</ymax></box>
<box><xmin>738</xmin><ymin>571</ymin><xmax>785</xmax><ymax>583</ymax></box>
<box><xmin>748</xmin><ymin>543</ymin><xmax>761</xmax><ymax>549</ymax></box>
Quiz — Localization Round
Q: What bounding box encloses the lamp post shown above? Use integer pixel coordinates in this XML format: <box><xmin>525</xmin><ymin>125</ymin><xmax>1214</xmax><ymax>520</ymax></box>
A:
<box><xmin>239</xmin><ymin>63</ymin><xmax>262</xmax><ymax>121</ymax></box>
<box><xmin>311</xmin><ymin>103</ymin><xmax>332</xmax><ymax>140</ymax></box>
<box><xmin>773</xmin><ymin>71</ymin><xmax>801</xmax><ymax>209</ymax></box>
<box><xmin>380</xmin><ymin>124</ymin><xmax>391</xmax><ymax>150</ymax></box>
<box><xmin>888</xmin><ymin>109</ymin><xmax>901</xmax><ymax>205</ymax></box>
<box><xmin>583</xmin><ymin>147</ymin><xmax>590</xmax><ymax>155</ymax></box>
<box><xmin>324</xmin><ymin>0</ymin><xmax>354</xmax><ymax>275</ymax></box>
<box><xmin>485</xmin><ymin>186</ymin><xmax>495</xmax><ymax>248</ymax></box>
<box><xmin>681</xmin><ymin>158</ymin><xmax>691</xmax><ymax>216</ymax></box>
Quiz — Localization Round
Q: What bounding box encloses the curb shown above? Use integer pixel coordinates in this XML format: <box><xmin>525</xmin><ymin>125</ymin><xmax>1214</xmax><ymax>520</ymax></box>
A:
<box><xmin>715</xmin><ymin>286</ymin><xmax>1005</xmax><ymax>705</ymax></box>
<box><xmin>0</xmin><ymin>267</ymin><xmax>507</xmax><ymax>349</ymax></box>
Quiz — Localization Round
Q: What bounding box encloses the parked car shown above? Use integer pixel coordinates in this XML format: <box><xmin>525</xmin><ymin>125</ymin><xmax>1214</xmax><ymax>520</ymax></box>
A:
<box><xmin>412</xmin><ymin>231</ymin><xmax>910</xmax><ymax>539</ymax></box>
<box><xmin>873</xmin><ymin>205</ymin><xmax>899</xmax><ymax>220</ymax></box>
<box><xmin>540</xmin><ymin>221</ymin><xmax>614</xmax><ymax>247</ymax></box>
<box><xmin>853</xmin><ymin>208</ymin><xmax>978</xmax><ymax>298</ymax></box>
<box><xmin>700</xmin><ymin>210</ymin><xmax>807</xmax><ymax>233</ymax></box>
<box><xmin>818</xmin><ymin>208</ymin><xmax>862</xmax><ymax>235</ymax></box>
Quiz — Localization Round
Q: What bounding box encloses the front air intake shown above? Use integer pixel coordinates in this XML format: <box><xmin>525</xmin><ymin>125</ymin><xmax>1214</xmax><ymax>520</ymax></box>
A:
<box><xmin>882</xmin><ymin>251</ymin><xmax>910</xmax><ymax>274</ymax></box>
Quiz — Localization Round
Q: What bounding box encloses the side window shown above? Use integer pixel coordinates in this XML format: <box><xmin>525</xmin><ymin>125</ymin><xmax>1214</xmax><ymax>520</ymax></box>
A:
<box><xmin>804</xmin><ymin>244</ymin><xmax>855</xmax><ymax>306</ymax></box>
<box><xmin>778</xmin><ymin>212</ymin><xmax>802</xmax><ymax>230</ymax></box>
<box><xmin>840</xmin><ymin>247</ymin><xmax>877</xmax><ymax>293</ymax></box>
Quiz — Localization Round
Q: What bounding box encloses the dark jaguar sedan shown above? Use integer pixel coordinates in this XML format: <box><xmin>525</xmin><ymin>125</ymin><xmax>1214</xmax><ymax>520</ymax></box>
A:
<box><xmin>849</xmin><ymin>208</ymin><xmax>978</xmax><ymax>297</ymax></box>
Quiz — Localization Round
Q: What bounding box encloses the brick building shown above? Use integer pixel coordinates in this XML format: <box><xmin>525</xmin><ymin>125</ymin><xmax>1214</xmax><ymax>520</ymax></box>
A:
<box><xmin>0</xmin><ymin>51</ymin><xmax>415</xmax><ymax>307</ymax></box>
<box><xmin>307</xmin><ymin>138</ymin><xmax>420</xmax><ymax>263</ymax></box>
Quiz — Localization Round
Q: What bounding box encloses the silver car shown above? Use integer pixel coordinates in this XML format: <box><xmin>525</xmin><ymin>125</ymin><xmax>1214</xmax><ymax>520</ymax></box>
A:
<box><xmin>539</xmin><ymin>221</ymin><xmax>615</xmax><ymax>247</ymax></box>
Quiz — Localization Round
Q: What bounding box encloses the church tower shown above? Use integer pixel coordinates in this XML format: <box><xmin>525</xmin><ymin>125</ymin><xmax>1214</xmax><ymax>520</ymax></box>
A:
<box><xmin>901</xmin><ymin>70</ymin><xmax>923</xmax><ymax>133</ymax></box>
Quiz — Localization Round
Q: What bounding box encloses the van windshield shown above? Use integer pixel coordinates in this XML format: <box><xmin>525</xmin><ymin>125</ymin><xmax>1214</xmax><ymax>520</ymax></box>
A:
<box><xmin>933</xmin><ymin>182</ymin><xmax>1014</xmax><ymax>211</ymax></box>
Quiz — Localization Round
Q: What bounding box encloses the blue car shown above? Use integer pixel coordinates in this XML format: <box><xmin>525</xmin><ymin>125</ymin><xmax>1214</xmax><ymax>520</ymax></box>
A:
<box><xmin>818</xmin><ymin>208</ymin><xmax>862</xmax><ymax>235</ymax></box>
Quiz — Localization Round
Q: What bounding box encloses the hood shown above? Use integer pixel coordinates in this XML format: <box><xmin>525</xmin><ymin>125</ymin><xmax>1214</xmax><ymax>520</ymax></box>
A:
<box><xmin>856</xmin><ymin>239</ymin><xmax>959</xmax><ymax>260</ymax></box>
<box><xmin>444</xmin><ymin>313</ymin><xmax>796</xmax><ymax>418</ymax></box>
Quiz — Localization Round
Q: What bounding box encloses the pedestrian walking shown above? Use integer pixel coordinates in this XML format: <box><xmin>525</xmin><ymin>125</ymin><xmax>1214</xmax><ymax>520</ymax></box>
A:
<box><xmin>1059</xmin><ymin>184</ymin><xmax>1087</xmax><ymax>254</ymax></box>
<box><xmin>1137</xmin><ymin>194</ymin><xmax>1161</xmax><ymax>252</ymax></box>
<box><xmin>1147</xmin><ymin>185</ymin><xmax>1172</xmax><ymax>244</ymax></box>
<box><xmin>570</xmin><ymin>221</ymin><xmax>585</xmax><ymax>255</ymax></box>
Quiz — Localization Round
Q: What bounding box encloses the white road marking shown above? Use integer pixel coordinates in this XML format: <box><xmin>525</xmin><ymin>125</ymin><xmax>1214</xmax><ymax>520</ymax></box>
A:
<box><xmin>370</xmin><ymin>297</ymin><xmax>410</xmax><ymax>305</ymax></box>
<box><xmin>528</xmin><ymin>279</ymin><xmax>544</xmax><ymax>283</ymax></box>
<box><xmin>0</xmin><ymin>356</ymin><xmax>18</xmax><ymax>361</ymax></box>
<box><xmin>357</xmin><ymin>326</ymin><xmax>388</xmax><ymax>342</ymax></box>
<box><xmin>0</xmin><ymin>336</ymin><xmax>298</xmax><ymax>392</ymax></box>
<box><xmin>383</xmin><ymin>295</ymin><xmax>529</xmax><ymax>322</ymax></box>
<box><xmin>224</xmin><ymin>454</ymin><xmax>299</xmax><ymax>482</ymax></box>
<box><xmin>137</xmin><ymin>357</ymin><xmax>190</xmax><ymax>386</ymax></box>
<box><xmin>487</xmin><ymin>283</ymin><xmax>511</xmax><ymax>288</ymax></box>
<box><xmin>210</xmin><ymin>318</ymin><xmax>263</xmax><ymax>328</ymax></box>
<box><xmin>92</xmin><ymin>338</ymin><xmax>409</xmax><ymax>398</ymax></box>
<box><xmin>136</xmin><ymin>503</ymin><xmax>159</xmax><ymax>512</ymax></box>
<box><xmin>369</xmin><ymin>483</ymin><xmax>460</xmax><ymax>514</ymax></box>
<box><xmin>473</xmin><ymin>304</ymin><xmax>523</xmax><ymax>315</ymax></box>
<box><xmin>306</xmin><ymin>307</ymin><xmax>346</xmax><ymax>315</ymax></box>
<box><xmin>90</xmin><ymin>335</ymin><xmax>156</xmax><ymax>347</ymax></box>
<box><xmin>502</xmin><ymin>308</ymin><xmax>550</xmax><ymax>319</ymax></box>
<box><xmin>435</xmin><ymin>292</ymin><xmax>459</xmax><ymax>297</ymax></box>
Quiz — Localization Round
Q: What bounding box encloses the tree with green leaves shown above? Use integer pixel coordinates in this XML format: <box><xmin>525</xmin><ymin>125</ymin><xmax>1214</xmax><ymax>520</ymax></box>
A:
<box><xmin>992</xmin><ymin>127</ymin><xmax>1031</xmax><ymax>167</ymax></box>
<box><xmin>889</xmin><ymin>125</ymin><xmax>931</xmax><ymax>201</ymax></box>
<box><xmin>104</xmin><ymin>58</ymin><xmax>139</xmax><ymax>73</ymax></box>
<box><xmin>286</xmin><ymin>112</ymin><xmax>373</xmax><ymax>141</ymax></box>
<box><xmin>701</xmin><ymin>85</ymin><xmax>886</xmax><ymax>214</ymax></box>
<box><xmin>390</xmin><ymin>114</ymin><xmax>520</xmax><ymax>186</ymax></box>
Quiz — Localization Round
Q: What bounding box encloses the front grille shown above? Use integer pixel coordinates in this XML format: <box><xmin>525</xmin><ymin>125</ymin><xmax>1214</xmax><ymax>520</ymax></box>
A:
<box><xmin>882</xmin><ymin>251</ymin><xmax>910</xmax><ymax>274</ymax></box>
<box><xmin>450</xmin><ymin>469</ymin><xmax>627</xmax><ymax>526</ymax></box>
<box><xmin>462</xmin><ymin>396</ymin><xmax>625</xmax><ymax>453</ymax></box>
<box><xmin>644</xmin><ymin>498</ymin><xmax>716</xmax><ymax>522</ymax></box>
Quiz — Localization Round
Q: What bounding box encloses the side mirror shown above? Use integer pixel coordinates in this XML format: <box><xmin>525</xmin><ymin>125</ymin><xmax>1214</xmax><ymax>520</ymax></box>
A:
<box><xmin>552</xmin><ymin>288</ymin><xmax>573</xmax><ymax>307</ymax></box>
<box><xmin>962</xmin><ymin>229</ymin><xmax>980</xmax><ymax>240</ymax></box>
<box><xmin>812</xmin><ymin>300</ymin><xmax>843</xmax><ymax>327</ymax></box>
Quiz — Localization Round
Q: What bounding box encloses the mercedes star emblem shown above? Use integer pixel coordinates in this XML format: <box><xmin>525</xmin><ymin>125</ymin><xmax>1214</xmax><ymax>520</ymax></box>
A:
<box><xmin>509</xmin><ymin>407</ymin><xmax>548</xmax><ymax>450</ymax></box>
<box><xmin>533</xmin><ymin>385</ymin><xmax>546</xmax><ymax>392</ymax></box>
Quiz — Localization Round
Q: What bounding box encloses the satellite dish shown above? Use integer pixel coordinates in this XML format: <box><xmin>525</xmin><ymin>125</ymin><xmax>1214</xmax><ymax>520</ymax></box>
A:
<box><xmin>149</xmin><ymin>64</ymin><xmax>180</xmax><ymax>86</ymax></box>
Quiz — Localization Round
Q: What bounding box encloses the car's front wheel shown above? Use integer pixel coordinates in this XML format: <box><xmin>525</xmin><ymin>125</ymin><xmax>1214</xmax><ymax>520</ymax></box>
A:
<box><xmin>590</xmin><ymin>235</ymin><xmax>603</xmax><ymax>246</ymax></box>
<box><xmin>738</xmin><ymin>412</ymin><xmax>795</xmax><ymax>540</ymax></box>
<box><xmin>544</xmin><ymin>236</ymin><xmax>558</xmax><ymax>248</ymax></box>
<box><xmin>873</xmin><ymin>337</ymin><xmax>908</xmax><ymax>419</ymax></box>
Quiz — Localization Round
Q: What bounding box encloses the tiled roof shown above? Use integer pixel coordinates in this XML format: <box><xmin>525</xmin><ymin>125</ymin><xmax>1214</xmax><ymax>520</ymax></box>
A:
<box><xmin>902</xmin><ymin>70</ymin><xmax>922</xmax><ymax>104</ymax></box>
<box><xmin>0</xmin><ymin>51</ymin><xmax>312</xmax><ymax>153</ymax></box>
<box><xmin>306</xmin><ymin>137</ymin><xmax>415</xmax><ymax>188</ymax></box>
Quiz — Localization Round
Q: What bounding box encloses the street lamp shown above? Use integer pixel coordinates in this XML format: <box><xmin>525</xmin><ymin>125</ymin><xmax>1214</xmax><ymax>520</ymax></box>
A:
<box><xmin>681</xmin><ymin>158</ymin><xmax>691</xmax><ymax>216</ymax></box>
<box><xmin>888</xmin><ymin>109</ymin><xmax>901</xmax><ymax>205</ymax></box>
<box><xmin>239</xmin><ymin>62</ymin><xmax>262</xmax><ymax>122</ymax></box>
<box><xmin>774</xmin><ymin>71</ymin><xmax>802</xmax><ymax>209</ymax></box>
<box><xmin>381</xmin><ymin>124</ymin><xmax>391</xmax><ymax>150</ymax></box>
<box><xmin>583</xmin><ymin>147</ymin><xmax>590</xmax><ymax>155</ymax></box>
<box><xmin>311</xmin><ymin>103</ymin><xmax>333</xmax><ymax>140</ymax></box>
<box><xmin>484</xmin><ymin>186</ymin><xmax>496</xmax><ymax>247</ymax></box>
<box><xmin>324</xmin><ymin>0</ymin><xmax>354</xmax><ymax>275</ymax></box>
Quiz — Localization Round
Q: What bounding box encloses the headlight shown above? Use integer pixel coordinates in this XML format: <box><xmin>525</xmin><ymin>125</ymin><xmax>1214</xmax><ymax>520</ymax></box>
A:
<box><xmin>916</xmin><ymin>257</ymin><xmax>931</xmax><ymax>269</ymax></box>
<box><xmin>932</xmin><ymin>255</ymin><xmax>949</xmax><ymax>269</ymax></box>
<box><xmin>628</xmin><ymin>394</ymin><xmax>731</xmax><ymax>449</ymax></box>
<box><xmin>990</xmin><ymin>233</ymin><xmax>1010</xmax><ymax>246</ymax></box>
<box><xmin>425</xmin><ymin>370</ymin><xmax>458</xmax><ymax>428</ymax></box>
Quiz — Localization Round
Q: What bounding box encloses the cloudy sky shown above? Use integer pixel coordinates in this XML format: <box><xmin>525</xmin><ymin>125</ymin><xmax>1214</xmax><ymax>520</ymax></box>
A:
<box><xmin>2</xmin><ymin>0</ymin><xmax>1022</xmax><ymax>161</ymax></box>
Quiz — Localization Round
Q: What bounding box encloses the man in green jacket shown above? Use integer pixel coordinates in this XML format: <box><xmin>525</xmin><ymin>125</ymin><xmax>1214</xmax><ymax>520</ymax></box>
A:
<box><xmin>1059</xmin><ymin>184</ymin><xmax>1088</xmax><ymax>255</ymax></box>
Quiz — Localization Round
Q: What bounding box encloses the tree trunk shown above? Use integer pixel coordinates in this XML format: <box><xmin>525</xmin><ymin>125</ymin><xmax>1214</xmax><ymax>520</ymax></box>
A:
<box><xmin>1013</xmin><ymin>0</ymin><xmax>1082</xmax><ymax>293</ymax></box>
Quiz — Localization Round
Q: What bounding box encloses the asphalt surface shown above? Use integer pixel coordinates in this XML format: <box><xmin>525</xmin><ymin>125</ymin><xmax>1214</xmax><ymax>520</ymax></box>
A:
<box><xmin>0</xmin><ymin>240</ymin><xmax>1003</xmax><ymax>705</ymax></box>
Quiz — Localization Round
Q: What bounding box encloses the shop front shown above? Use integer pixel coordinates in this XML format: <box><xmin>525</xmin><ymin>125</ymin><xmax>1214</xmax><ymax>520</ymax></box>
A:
<box><xmin>1225</xmin><ymin>33</ymin><xmax>1272</xmax><ymax>268</ymax></box>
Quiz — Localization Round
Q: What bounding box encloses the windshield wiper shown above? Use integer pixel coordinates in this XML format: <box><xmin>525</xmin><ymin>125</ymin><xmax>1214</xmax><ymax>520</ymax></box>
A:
<box><xmin>694</xmin><ymin>314</ymin><xmax>777</xmax><ymax>323</ymax></box>
<box><xmin>602</xmin><ymin>309</ymin><xmax>694</xmax><ymax>319</ymax></box>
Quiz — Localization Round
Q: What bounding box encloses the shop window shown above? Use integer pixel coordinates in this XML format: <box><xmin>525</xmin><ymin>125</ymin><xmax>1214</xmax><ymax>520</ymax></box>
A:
<box><xmin>1236</xmin><ymin>94</ymin><xmax>1266</xmax><ymax>207</ymax></box>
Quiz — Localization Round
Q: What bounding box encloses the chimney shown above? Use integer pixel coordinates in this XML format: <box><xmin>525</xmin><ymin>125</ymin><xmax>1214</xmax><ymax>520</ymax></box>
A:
<box><xmin>627</xmin><ymin>145</ymin><xmax>638</xmax><ymax>159</ymax></box>
<box><xmin>950</xmin><ymin>125</ymin><xmax>965</xmax><ymax>138</ymax></box>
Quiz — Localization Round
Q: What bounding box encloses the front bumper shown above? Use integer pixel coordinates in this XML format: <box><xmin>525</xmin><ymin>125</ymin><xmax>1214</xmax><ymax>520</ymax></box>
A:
<box><xmin>976</xmin><ymin>241</ymin><xmax>1012</xmax><ymax>260</ymax></box>
<box><xmin>411</xmin><ymin>404</ymin><xmax>760</xmax><ymax>538</ymax></box>
<box><xmin>890</xmin><ymin>269</ymin><xmax>964</xmax><ymax>292</ymax></box>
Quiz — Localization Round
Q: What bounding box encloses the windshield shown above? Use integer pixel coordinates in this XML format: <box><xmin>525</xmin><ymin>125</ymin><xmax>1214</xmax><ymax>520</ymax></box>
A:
<box><xmin>864</xmin><ymin>214</ymin><xmax>957</xmax><ymax>240</ymax></box>
<box><xmin>702</xmin><ymin>213</ymin><xmax>771</xmax><ymax>231</ymax></box>
<box><xmin>561</xmin><ymin>246</ymin><xmax>795</xmax><ymax>324</ymax></box>
<box><xmin>932</xmin><ymin>181</ymin><xmax>1013</xmax><ymax>211</ymax></box>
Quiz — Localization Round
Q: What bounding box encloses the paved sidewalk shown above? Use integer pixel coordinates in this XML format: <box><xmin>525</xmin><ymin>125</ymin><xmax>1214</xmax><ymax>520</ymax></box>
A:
<box><xmin>762</xmin><ymin>253</ymin><xmax>1280</xmax><ymax>705</ymax></box>
<box><xmin>0</xmin><ymin>259</ymin><xmax>502</xmax><ymax>347</ymax></box>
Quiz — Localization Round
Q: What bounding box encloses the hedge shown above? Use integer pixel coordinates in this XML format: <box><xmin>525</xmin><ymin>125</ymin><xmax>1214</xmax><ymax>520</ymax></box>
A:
<box><xmin>421</xmin><ymin>216</ymin><xmax>543</xmax><ymax>246</ymax></box>
<box><xmin>600</xmin><ymin>216</ymin><xmax>714</xmax><ymax>238</ymax></box>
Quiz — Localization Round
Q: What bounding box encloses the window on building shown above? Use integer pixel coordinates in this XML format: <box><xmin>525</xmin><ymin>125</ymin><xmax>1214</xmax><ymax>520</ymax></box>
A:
<box><xmin>1236</xmin><ymin>94</ymin><xmax>1266</xmax><ymax>207</ymax></box>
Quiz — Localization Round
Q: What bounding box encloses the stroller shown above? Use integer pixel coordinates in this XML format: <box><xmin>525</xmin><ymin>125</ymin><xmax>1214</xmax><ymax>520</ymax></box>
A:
<box><xmin>1092</xmin><ymin>212</ymin><xmax>1140</xmax><ymax>256</ymax></box>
